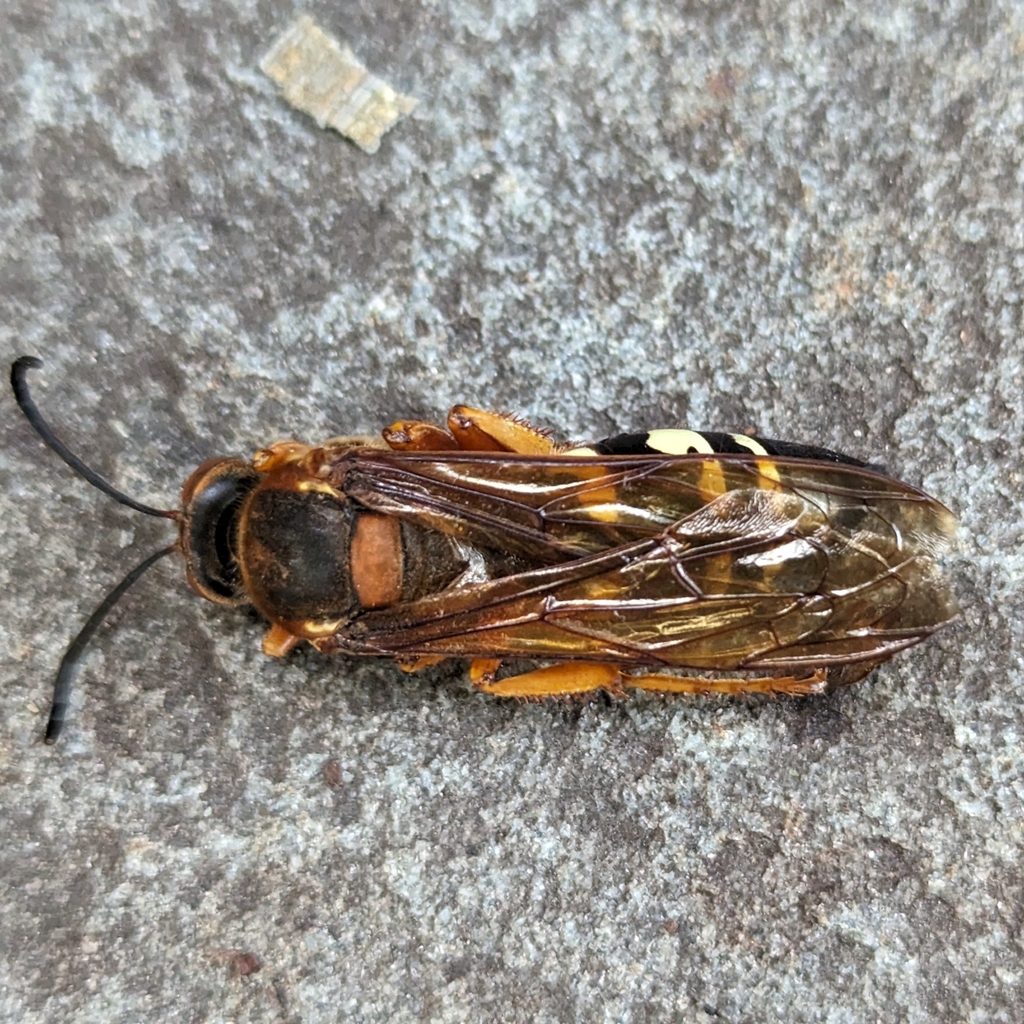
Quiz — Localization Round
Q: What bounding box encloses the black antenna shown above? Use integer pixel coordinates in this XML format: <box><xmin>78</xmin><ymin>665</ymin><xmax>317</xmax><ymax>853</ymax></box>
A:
<box><xmin>11</xmin><ymin>356</ymin><xmax>178</xmax><ymax>519</ymax></box>
<box><xmin>44</xmin><ymin>544</ymin><xmax>179</xmax><ymax>743</ymax></box>
<box><xmin>11</xmin><ymin>356</ymin><xmax>182</xmax><ymax>743</ymax></box>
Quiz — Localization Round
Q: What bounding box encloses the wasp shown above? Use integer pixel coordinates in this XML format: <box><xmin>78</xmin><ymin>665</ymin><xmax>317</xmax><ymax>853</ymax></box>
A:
<box><xmin>11</xmin><ymin>357</ymin><xmax>958</xmax><ymax>743</ymax></box>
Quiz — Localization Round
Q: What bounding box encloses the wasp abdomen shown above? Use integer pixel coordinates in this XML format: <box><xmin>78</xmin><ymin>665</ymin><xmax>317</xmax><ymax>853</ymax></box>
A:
<box><xmin>583</xmin><ymin>429</ymin><xmax>873</xmax><ymax>468</ymax></box>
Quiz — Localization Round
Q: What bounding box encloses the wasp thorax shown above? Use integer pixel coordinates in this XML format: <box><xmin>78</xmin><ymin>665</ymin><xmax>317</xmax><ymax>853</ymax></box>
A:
<box><xmin>236</xmin><ymin>484</ymin><xmax>360</xmax><ymax>633</ymax></box>
<box><xmin>181</xmin><ymin>458</ymin><xmax>261</xmax><ymax>605</ymax></box>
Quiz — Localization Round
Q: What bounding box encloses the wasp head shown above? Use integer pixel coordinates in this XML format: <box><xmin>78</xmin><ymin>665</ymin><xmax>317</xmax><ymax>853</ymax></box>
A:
<box><xmin>180</xmin><ymin>457</ymin><xmax>261</xmax><ymax>606</ymax></box>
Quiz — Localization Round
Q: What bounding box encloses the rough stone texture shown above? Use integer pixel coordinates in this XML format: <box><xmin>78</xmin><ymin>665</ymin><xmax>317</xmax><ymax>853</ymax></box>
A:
<box><xmin>1</xmin><ymin>1</ymin><xmax>1021</xmax><ymax>1021</ymax></box>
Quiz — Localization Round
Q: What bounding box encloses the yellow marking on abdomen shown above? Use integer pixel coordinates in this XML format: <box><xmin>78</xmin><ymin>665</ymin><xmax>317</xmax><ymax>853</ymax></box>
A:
<box><xmin>729</xmin><ymin>433</ymin><xmax>768</xmax><ymax>455</ymax></box>
<box><xmin>646</xmin><ymin>429</ymin><xmax>714</xmax><ymax>455</ymax></box>
<box><xmin>728</xmin><ymin>434</ymin><xmax>782</xmax><ymax>488</ymax></box>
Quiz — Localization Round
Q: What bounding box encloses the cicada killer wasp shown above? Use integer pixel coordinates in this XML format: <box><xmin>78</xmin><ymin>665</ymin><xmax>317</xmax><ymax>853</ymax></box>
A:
<box><xmin>12</xmin><ymin>357</ymin><xmax>958</xmax><ymax>743</ymax></box>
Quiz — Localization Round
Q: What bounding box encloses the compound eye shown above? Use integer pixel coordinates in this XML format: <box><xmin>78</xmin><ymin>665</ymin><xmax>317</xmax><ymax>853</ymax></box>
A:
<box><xmin>181</xmin><ymin>459</ymin><xmax>259</xmax><ymax>605</ymax></box>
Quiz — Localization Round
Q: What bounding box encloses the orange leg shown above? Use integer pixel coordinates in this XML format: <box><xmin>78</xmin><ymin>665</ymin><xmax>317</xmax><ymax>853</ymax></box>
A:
<box><xmin>252</xmin><ymin>441</ymin><xmax>314</xmax><ymax>472</ymax></box>
<box><xmin>383</xmin><ymin>408</ymin><xmax>560</xmax><ymax>454</ymax></box>
<box><xmin>468</xmin><ymin>659</ymin><xmax>828</xmax><ymax>698</ymax></box>
<box><xmin>447</xmin><ymin>406</ymin><xmax>559</xmax><ymax>454</ymax></box>
<box><xmin>382</xmin><ymin>420</ymin><xmax>459</xmax><ymax>452</ymax></box>
<box><xmin>469</xmin><ymin>659</ymin><xmax>623</xmax><ymax>697</ymax></box>
<box><xmin>263</xmin><ymin>624</ymin><xmax>302</xmax><ymax>657</ymax></box>
<box><xmin>625</xmin><ymin>668</ymin><xmax>828</xmax><ymax>697</ymax></box>
<box><xmin>395</xmin><ymin>655</ymin><xmax>448</xmax><ymax>672</ymax></box>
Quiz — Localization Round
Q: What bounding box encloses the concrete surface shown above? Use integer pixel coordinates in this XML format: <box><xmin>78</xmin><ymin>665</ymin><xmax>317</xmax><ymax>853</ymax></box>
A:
<box><xmin>1</xmin><ymin>1</ymin><xmax>1022</xmax><ymax>1021</ymax></box>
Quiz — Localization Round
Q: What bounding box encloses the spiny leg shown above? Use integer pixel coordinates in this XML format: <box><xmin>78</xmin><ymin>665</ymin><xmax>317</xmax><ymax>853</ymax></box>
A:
<box><xmin>382</xmin><ymin>407</ymin><xmax>561</xmax><ymax>454</ymax></box>
<box><xmin>448</xmin><ymin>406</ymin><xmax>560</xmax><ymax>454</ymax></box>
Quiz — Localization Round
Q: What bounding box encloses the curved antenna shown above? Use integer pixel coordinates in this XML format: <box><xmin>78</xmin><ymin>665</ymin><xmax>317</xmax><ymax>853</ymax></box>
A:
<box><xmin>11</xmin><ymin>356</ymin><xmax>178</xmax><ymax>520</ymax></box>
<box><xmin>44</xmin><ymin>543</ymin><xmax>179</xmax><ymax>744</ymax></box>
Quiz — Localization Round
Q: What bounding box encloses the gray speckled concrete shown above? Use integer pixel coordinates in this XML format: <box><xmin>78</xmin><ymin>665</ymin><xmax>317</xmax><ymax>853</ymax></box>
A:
<box><xmin>1</xmin><ymin>1</ymin><xmax>1021</xmax><ymax>1021</ymax></box>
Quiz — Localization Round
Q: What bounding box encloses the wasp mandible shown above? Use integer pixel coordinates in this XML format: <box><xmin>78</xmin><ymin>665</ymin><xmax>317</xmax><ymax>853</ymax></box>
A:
<box><xmin>11</xmin><ymin>357</ymin><xmax>958</xmax><ymax>743</ymax></box>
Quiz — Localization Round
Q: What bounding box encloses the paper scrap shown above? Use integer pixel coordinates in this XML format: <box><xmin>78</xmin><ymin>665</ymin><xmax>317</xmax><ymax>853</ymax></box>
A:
<box><xmin>260</xmin><ymin>16</ymin><xmax>418</xmax><ymax>154</ymax></box>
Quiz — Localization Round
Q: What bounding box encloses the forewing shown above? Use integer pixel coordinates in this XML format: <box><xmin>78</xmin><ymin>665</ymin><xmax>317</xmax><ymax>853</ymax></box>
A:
<box><xmin>335</xmin><ymin>450</ymin><xmax>958</xmax><ymax>669</ymax></box>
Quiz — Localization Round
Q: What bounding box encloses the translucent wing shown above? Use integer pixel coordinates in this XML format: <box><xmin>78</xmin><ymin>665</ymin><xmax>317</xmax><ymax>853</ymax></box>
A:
<box><xmin>328</xmin><ymin>451</ymin><xmax>957</xmax><ymax>672</ymax></box>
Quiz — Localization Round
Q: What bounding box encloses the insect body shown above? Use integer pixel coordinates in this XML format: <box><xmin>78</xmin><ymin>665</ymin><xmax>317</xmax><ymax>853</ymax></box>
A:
<box><xmin>12</xmin><ymin>358</ymin><xmax>958</xmax><ymax>742</ymax></box>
